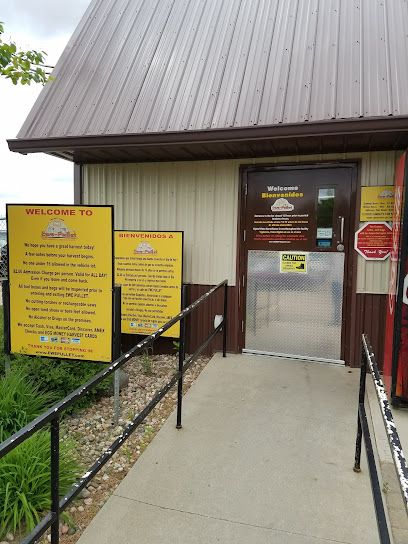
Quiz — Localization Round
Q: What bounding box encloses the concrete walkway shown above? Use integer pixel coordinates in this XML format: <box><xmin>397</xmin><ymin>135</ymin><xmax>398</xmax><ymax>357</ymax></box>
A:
<box><xmin>367</xmin><ymin>380</ymin><xmax>408</xmax><ymax>543</ymax></box>
<box><xmin>78</xmin><ymin>353</ymin><xmax>379</xmax><ymax>544</ymax></box>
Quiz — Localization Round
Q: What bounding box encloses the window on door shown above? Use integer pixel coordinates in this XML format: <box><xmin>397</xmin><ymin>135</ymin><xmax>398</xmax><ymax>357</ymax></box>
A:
<box><xmin>316</xmin><ymin>188</ymin><xmax>335</xmax><ymax>248</ymax></box>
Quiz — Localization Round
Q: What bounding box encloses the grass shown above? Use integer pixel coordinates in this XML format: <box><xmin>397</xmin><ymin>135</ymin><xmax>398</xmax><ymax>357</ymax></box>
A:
<box><xmin>0</xmin><ymin>308</ymin><xmax>4</xmax><ymax>359</ymax></box>
<box><xmin>0</xmin><ymin>366</ymin><xmax>80</xmax><ymax>538</ymax></box>
<box><xmin>0</xmin><ymin>431</ymin><xmax>79</xmax><ymax>537</ymax></box>
<box><xmin>140</xmin><ymin>347</ymin><xmax>154</xmax><ymax>376</ymax></box>
<box><xmin>10</xmin><ymin>356</ymin><xmax>111</xmax><ymax>413</ymax></box>
<box><xmin>0</xmin><ymin>307</ymin><xmax>102</xmax><ymax>536</ymax></box>
<box><xmin>0</xmin><ymin>368</ymin><xmax>56</xmax><ymax>437</ymax></box>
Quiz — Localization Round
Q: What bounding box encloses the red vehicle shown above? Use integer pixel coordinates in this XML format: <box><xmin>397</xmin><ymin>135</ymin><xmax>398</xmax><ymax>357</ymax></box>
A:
<box><xmin>383</xmin><ymin>152</ymin><xmax>408</xmax><ymax>404</ymax></box>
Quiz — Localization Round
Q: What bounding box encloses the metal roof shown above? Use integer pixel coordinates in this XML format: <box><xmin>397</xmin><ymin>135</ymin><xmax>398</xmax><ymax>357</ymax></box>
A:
<box><xmin>11</xmin><ymin>0</ymin><xmax>408</xmax><ymax>161</ymax></box>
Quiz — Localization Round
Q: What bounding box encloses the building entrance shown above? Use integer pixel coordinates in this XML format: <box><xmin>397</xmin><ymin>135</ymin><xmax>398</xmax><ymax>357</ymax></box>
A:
<box><xmin>241</xmin><ymin>165</ymin><xmax>353</xmax><ymax>362</ymax></box>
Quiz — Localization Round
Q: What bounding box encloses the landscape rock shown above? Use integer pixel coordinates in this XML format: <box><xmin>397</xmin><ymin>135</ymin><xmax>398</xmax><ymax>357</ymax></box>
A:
<box><xmin>79</xmin><ymin>488</ymin><xmax>91</xmax><ymax>499</ymax></box>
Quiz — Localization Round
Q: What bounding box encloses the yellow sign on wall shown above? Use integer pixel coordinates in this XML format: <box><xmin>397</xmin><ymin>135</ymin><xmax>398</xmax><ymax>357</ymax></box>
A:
<box><xmin>7</xmin><ymin>205</ymin><xmax>114</xmax><ymax>362</ymax></box>
<box><xmin>360</xmin><ymin>186</ymin><xmax>394</xmax><ymax>221</ymax></box>
<box><xmin>280</xmin><ymin>252</ymin><xmax>308</xmax><ymax>274</ymax></box>
<box><xmin>115</xmin><ymin>231</ymin><xmax>183</xmax><ymax>337</ymax></box>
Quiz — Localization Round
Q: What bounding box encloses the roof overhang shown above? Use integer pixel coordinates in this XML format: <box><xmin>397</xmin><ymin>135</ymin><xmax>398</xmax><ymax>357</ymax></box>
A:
<box><xmin>8</xmin><ymin>116</ymin><xmax>408</xmax><ymax>164</ymax></box>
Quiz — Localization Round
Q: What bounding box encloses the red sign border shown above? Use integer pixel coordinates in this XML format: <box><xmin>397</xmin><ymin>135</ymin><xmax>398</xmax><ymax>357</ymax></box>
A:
<box><xmin>354</xmin><ymin>221</ymin><xmax>392</xmax><ymax>261</ymax></box>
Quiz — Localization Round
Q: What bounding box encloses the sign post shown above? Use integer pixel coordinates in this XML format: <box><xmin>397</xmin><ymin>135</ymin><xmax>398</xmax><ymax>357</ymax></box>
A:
<box><xmin>7</xmin><ymin>204</ymin><xmax>114</xmax><ymax>362</ymax></box>
<box><xmin>354</xmin><ymin>222</ymin><xmax>392</xmax><ymax>261</ymax></box>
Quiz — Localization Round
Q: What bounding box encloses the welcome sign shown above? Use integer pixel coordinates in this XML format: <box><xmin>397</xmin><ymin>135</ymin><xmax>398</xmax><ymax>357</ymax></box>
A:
<box><xmin>7</xmin><ymin>204</ymin><xmax>114</xmax><ymax>362</ymax></box>
<box><xmin>115</xmin><ymin>231</ymin><xmax>183</xmax><ymax>337</ymax></box>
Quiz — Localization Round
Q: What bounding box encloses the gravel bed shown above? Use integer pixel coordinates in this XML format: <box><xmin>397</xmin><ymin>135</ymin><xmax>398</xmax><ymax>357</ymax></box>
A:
<box><xmin>38</xmin><ymin>352</ymin><xmax>210</xmax><ymax>543</ymax></box>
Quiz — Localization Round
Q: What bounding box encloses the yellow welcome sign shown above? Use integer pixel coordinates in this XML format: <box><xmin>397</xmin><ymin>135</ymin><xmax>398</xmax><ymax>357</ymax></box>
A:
<box><xmin>115</xmin><ymin>231</ymin><xmax>183</xmax><ymax>337</ymax></box>
<box><xmin>7</xmin><ymin>204</ymin><xmax>114</xmax><ymax>362</ymax></box>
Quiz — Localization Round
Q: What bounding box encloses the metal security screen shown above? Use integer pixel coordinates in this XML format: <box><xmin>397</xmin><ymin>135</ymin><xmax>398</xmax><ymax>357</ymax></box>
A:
<box><xmin>245</xmin><ymin>250</ymin><xmax>344</xmax><ymax>362</ymax></box>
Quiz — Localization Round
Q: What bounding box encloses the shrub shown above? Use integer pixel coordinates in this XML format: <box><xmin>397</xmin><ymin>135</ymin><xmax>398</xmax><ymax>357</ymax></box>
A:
<box><xmin>0</xmin><ymin>368</ymin><xmax>80</xmax><ymax>538</ymax></box>
<box><xmin>140</xmin><ymin>348</ymin><xmax>154</xmax><ymax>376</ymax></box>
<box><xmin>0</xmin><ymin>430</ymin><xmax>79</xmax><ymax>537</ymax></box>
<box><xmin>10</xmin><ymin>355</ymin><xmax>112</xmax><ymax>412</ymax></box>
<box><xmin>0</xmin><ymin>368</ymin><xmax>56</xmax><ymax>438</ymax></box>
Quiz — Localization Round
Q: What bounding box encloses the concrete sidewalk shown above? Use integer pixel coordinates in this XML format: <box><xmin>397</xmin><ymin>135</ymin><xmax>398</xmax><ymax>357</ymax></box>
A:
<box><xmin>78</xmin><ymin>353</ymin><xmax>379</xmax><ymax>544</ymax></box>
<box><xmin>367</xmin><ymin>380</ymin><xmax>408</xmax><ymax>543</ymax></box>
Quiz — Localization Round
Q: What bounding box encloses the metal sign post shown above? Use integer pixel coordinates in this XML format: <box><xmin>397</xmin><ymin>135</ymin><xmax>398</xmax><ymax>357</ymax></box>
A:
<box><xmin>2</xmin><ymin>279</ymin><xmax>11</xmax><ymax>374</ymax></box>
<box><xmin>112</xmin><ymin>286</ymin><xmax>122</xmax><ymax>425</ymax></box>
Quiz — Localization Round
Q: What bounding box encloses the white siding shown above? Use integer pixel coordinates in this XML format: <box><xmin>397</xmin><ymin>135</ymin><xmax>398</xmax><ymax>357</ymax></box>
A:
<box><xmin>84</xmin><ymin>161</ymin><xmax>238</xmax><ymax>285</ymax></box>
<box><xmin>355</xmin><ymin>152</ymin><xmax>398</xmax><ymax>294</ymax></box>
<box><xmin>84</xmin><ymin>150</ymin><xmax>401</xmax><ymax>292</ymax></box>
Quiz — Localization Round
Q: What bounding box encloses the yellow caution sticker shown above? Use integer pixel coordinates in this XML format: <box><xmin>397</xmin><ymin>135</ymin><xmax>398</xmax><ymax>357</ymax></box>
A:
<box><xmin>279</xmin><ymin>252</ymin><xmax>308</xmax><ymax>274</ymax></box>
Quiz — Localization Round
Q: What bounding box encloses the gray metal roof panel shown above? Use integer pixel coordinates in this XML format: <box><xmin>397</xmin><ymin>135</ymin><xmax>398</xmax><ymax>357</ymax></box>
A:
<box><xmin>17</xmin><ymin>0</ymin><xmax>408</xmax><ymax>140</ymax></box>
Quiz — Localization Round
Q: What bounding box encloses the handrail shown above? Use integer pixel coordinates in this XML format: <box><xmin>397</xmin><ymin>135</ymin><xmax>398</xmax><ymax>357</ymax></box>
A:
<box><xmin>0</xmin><ymin>279</ymin><xmax>228</xmax><ymax>544</ymax></box>
<box><xmin>354</xmin><ymin>333</ymin><xmax>408</xmax><ymax>544</ymax></box>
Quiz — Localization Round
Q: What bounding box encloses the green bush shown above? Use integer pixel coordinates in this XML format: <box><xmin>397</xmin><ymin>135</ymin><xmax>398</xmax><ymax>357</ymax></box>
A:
<box><xmin>0</xmin><ymin>368</ymin><xmax>80</xmax><ymax>538</ymax></box>
<box><xmin>0</xmin><ymin>431</ymin><xmax>79</xmax><ymax>537</ymax></box>
<box><xmin>10</xmin><ymin>355</ymin><xmax>112</xmax><ymax>412</ymax></box>
<box><xmin>0</xmin><ymin>368</ymin><xmax>56</xmax><ymax>438</ymax></box>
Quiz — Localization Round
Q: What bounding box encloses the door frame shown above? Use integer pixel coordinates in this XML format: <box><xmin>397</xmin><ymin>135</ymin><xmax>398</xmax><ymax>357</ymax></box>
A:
<box><xmin>236</xmin><ymin>160</ymin><xmax>360</xmax><ymax>362</ymax></box>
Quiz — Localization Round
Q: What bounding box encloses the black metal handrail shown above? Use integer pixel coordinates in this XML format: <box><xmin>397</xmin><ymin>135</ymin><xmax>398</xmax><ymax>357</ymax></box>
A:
<box><xmin>354</xmin><ymin>334</ymin><xmax>408</xmax><ymax>544</ymax></box>
<box><xmin>0</xmin><ymin>279</ymin><xmax>228</xmax><ymax>544</ymax></box>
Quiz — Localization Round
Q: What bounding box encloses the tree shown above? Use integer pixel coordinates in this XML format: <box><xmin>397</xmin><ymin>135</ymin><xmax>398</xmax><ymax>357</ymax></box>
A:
<box><xmin>0</xmin><ymin>21</ymin><xmax>52</xmax><ymax>85</ymax></box>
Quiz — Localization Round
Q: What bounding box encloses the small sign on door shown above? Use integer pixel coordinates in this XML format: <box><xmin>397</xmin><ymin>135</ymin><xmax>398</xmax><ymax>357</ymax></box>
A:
<box><xmin>280</xmin><ymin>252</ymin><xmax>308</xmax><ymax>274</ymax></box>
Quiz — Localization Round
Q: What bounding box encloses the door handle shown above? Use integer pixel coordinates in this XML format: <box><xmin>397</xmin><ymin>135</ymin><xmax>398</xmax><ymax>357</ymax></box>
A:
<box><xmin>338</xmin><ymin>216</ymin><xmax>345</xmax><ymax>244</ymax></box>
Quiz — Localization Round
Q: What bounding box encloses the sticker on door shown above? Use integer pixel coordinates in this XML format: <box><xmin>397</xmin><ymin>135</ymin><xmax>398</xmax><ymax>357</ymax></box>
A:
<box><xmin>280</xmin><ymin>252</ymin><xmax>308</xmax><ymax>274</ymax></box>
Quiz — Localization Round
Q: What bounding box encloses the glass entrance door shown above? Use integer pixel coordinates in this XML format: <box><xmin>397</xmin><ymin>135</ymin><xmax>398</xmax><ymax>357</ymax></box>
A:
<box><xmin>243</xmin><ymin>166</ymin><xmax>352</xmax><ymax>362</ymax></box>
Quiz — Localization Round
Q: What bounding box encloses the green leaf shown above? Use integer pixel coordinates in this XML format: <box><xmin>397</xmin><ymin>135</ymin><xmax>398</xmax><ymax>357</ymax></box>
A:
<box><xmin>0</xmin><ymin>23</ymin><xmax>53</xmax><ymax>85</ymax></box>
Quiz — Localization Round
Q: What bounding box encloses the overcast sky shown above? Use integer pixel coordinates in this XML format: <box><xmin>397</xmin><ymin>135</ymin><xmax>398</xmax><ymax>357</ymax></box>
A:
<box><xmin>0</xmin><ymin>0</ymin><xmax>91</xmax><ymax>217</ymax></box>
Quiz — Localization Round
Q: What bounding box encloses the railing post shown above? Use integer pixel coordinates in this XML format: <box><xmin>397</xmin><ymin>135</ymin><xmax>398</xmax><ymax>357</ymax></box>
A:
<box><xmin>354</xmin><ymin>340</ymin><xmax>368</xmax><ymax>473</ymax></box>
<box><xmin>222</xmin><ymin>282</ymin><xmax>228</xmax><ymax>358</ymax></box>
<box><xmin>50</xmin><ymin>416</ymin><xmax>60</xmax><ymax>544</ymax></box>
<box><xmin>176</xmin><ymin>315</ymin><xmax>186</xmax><ymax>429</ymax></box>
<box><xmin>2</xmin><ymin>280</ymin><xmax>11</xmax><ymax>374</ymax></box>
<box><xmin>113</xmin><ymin>286</ymin><xmax>122</xmax><ymax>425</ymax></box>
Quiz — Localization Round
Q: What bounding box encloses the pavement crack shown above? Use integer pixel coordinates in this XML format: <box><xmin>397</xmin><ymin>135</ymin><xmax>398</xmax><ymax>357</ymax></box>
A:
<box><xmin>113</xmin><ymin>493</ymin><xmax>354</xmax><ymax>544</ymax></box>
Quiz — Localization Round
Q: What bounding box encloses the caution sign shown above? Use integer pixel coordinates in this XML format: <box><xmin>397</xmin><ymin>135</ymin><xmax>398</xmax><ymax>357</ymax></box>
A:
<box><xmin>7</xmin><ymin>204</ymin><xmax>114</xmax><ymax>362</ymax></box>
<box><xmin>279</xmin><ymin>252</ymin><xmax>308</xmax><ymax>274</ymax></box>
<box><xmin>115</xmin><ymin>231</ymin><xmax>183</xmax><ymax>337</ymax></box>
